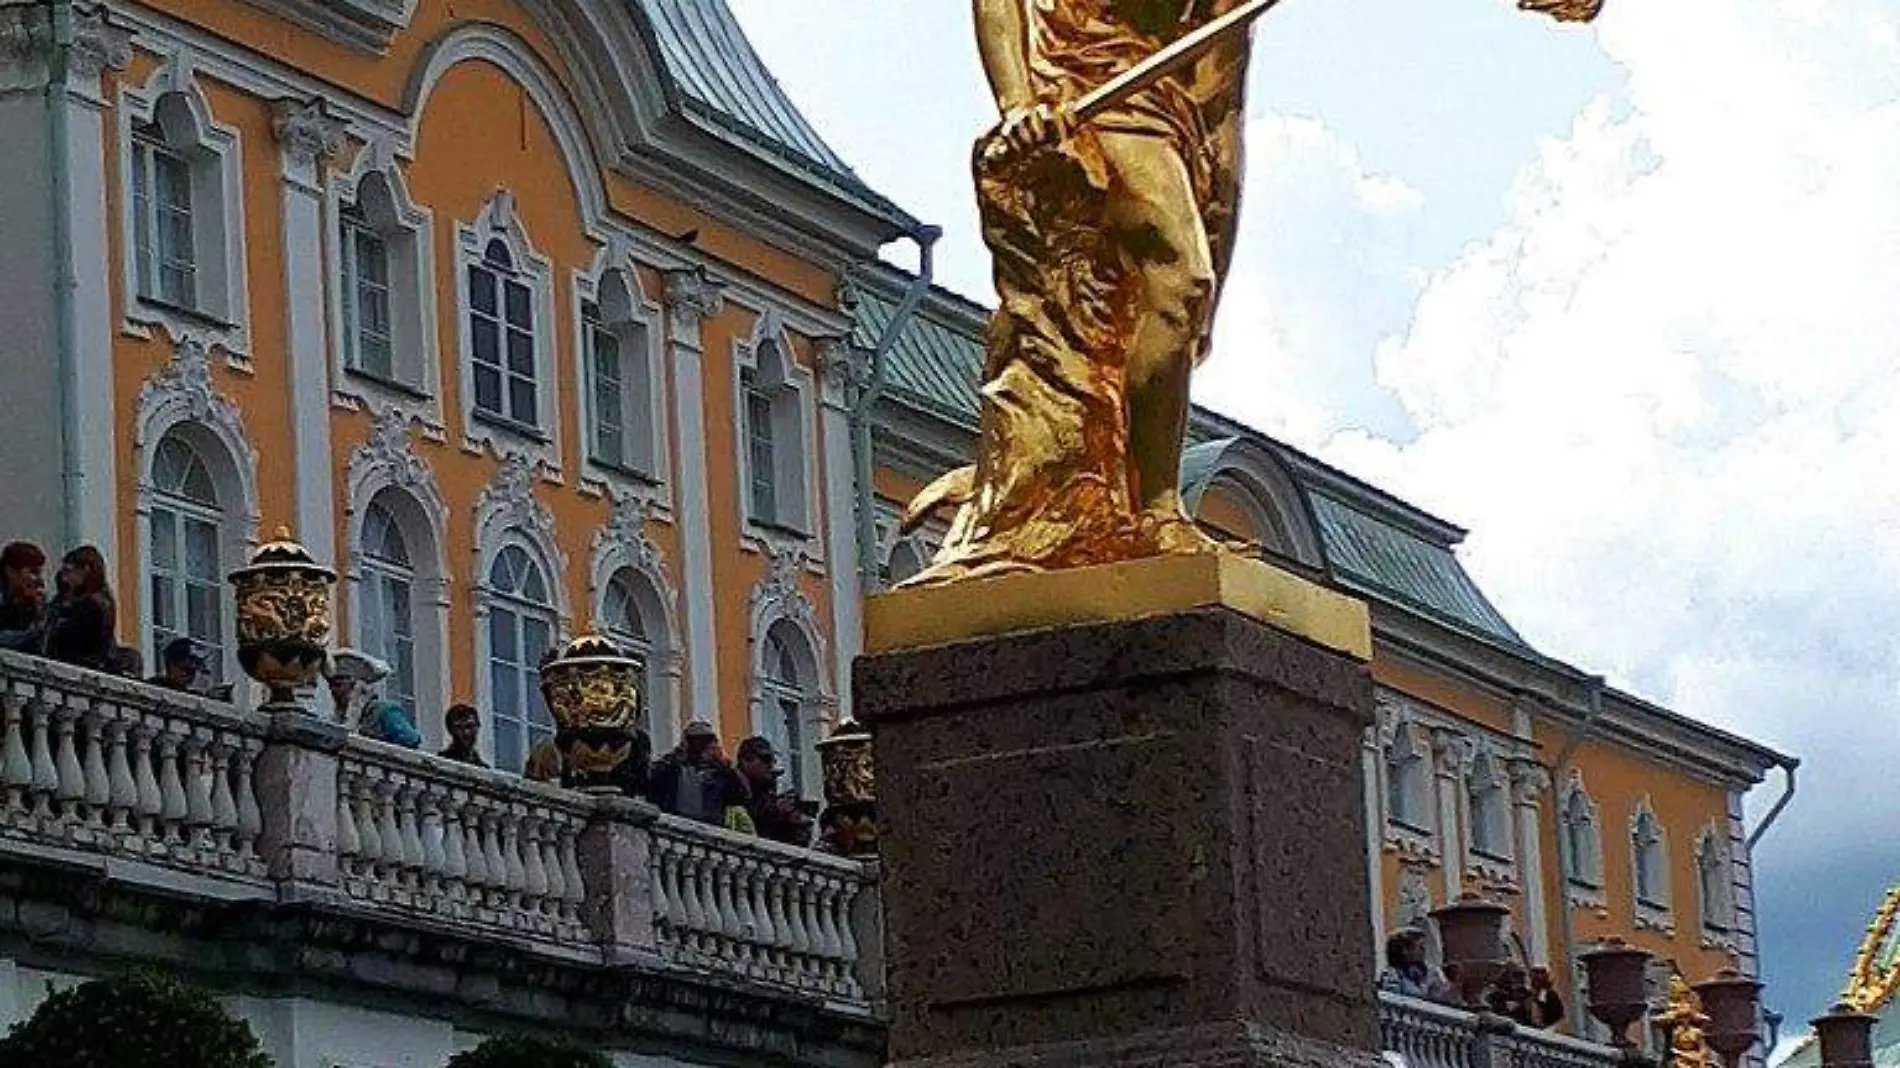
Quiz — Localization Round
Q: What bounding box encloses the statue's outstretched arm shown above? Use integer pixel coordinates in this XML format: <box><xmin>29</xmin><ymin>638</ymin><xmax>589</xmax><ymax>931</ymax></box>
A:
<box><xmin>973</xmin><ymin>0</ymin><xmax>1034</xmax><ymax>113</ymax></box>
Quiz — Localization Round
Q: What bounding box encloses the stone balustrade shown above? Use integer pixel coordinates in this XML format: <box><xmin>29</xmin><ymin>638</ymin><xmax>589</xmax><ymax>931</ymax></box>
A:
<box><xmin>0</xmin><ymin>649</ymin><xmax>876</xmax><ymax>1014</ymax></box>
<box><xmin>0</xmin><ymin>653</ymin><xmax>270</xmax><ymax>883</ymax></box>
<box><xmin>1378</xmin><ymin>991</ymin><xmax>1620</xmax><ymax>1068</ymax></box>
<box><xmin>651</xmin><ymin>813</ymin><xmax>873</xmax><ymax>1003</ymax></box>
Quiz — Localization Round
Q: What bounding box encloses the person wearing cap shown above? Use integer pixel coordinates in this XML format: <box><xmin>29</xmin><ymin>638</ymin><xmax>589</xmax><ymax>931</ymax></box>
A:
<box><xmin>146</xmin><ymin>637</ymin><xmax>207</xmax><ymax>694</ymax></box>
<box><xmin>645</xmin><ymin>720</ymin><xmax>748</xmax><ymax>827</ymax></box>
<box><xmin>327</xmin><ymin>649</ymin><xmax>421</xmax><ymax>749</ymax></box>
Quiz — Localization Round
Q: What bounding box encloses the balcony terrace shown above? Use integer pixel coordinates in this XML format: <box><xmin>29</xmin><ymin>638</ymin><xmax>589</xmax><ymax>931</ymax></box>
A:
<box><xmin>0</xmin><ymin>647</ymin><xmax>1619</xmax><ymax>1068</ymax></box>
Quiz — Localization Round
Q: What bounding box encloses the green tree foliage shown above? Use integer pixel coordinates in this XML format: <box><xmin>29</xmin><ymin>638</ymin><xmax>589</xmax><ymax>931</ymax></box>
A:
<box><xmin>447</xmin><ymin>1033</ymin><xmax>614</xmax><ymax>1068</ymax></box>
<box><xmin>0</xmin><ymin>971</ymin><xmax>273</xmax><ymax>1068</ymax></box>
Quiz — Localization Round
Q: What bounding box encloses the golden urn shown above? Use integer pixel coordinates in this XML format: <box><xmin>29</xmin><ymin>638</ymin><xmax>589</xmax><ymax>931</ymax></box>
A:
<box><xmin>227</xmin><ymin>527</ymin><xmax>336</xmax><ymax>709</ymax></box>
<box><xmin>816</xmin><ymin>719</ymin><xmax>877</xmax><ymax>856</ymax></box>
<box><xmin>539</xmin><ymin>633</ymin><xmax>647</xmax><ymax>794</ymax></box>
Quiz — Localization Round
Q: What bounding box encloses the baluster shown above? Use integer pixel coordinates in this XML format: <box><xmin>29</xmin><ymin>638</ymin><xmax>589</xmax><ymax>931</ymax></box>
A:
<box><xmin>677</xmin><ymin>844</ymin><xmax>709</xmax><ymax>953</ymax></box>
<box><xmin>131</xmin><ymin>720</ymin><xmax>163</xmax><ymax>842</ymax></box>
<box><xmin>440</xmin><ymin>800</ymin><xmax>469</xmax><ymax>909</ymax></box>
<box><xmin>79</xmin><ymin>706</ymin><xmax>110</xmax><ymax>830</ymax></box>
<box><xmin>462</xmin><ymin>803</ymin><xmax>490</xmax><ymax>896</ymax></box>
<box><xmin>396</xmin><ymin>783</ymin><xmax>425</xmax><ymax>883</ymax></box>
<box><xmin>753</xmin><ymin>869</ymin><xmax>785</xmax><ymax>979</ymax></box>
<box><xmin>558</xmin><ymin>825</ymin><xmax>585</xmax><ymax>923</ymax></box>
<box><xmin>766</xmin><ymin>875</ymin><xmax>796</xmax><ymax>977</ymax></box>
<box><xmin>373</xmin><ymin>780</ymin><xmax>403</xmax><ymax>889</ymax></box>
<box><xmin>335</xmin><ymin>768</ymin><xmax>361</xmax><ymax>866</ymax></box>
<box><xmin>536</xmin><ymin>819</ymin><xmax>563</xmax><ymax>910</ymax></box>
<box><xmin>353</xmin><ymin>775</ymin><xmax>383</xmax><ymax>883</ymax></box>
<box><xmin>181</xmin><ymin>731</ymin><xmax>216</xmax><ymax>854</ymax></box>
<box><xmin>208</xmin><ymin>738</ymin><xmax>238</xmax><ymax>861</ymax></box>
<box><xmin>783</xmin><ymin>873</ymin><xmax>815</xmax><ymax>967</ymax></box>
<box><xmin>417</xmin><ymin>789</ymin><xmax>447</xmax><ymax>911</ymax></box>
<box><xmin>810</xmin><ymin>877</ymin><xmax>843</xmax><ymax>967</ymax></box>
<box><xmin>731</xmin><ymin>858</ymin><xmax>761</xmax><ymax>973</ymax></box>
<box><xmin>52</xmin><ymin>700</ymin><xmax>86</xmax><ymax>824</ymax></box>
<box><xmin>104</xmin><ymin>718</ymin><xmax>137</xmax><ymax>833</ymax></box>
<box><xmin>475</xmin><ymin>805</ymin><xmax>505</xmax><ymax>904</ymax></box>
<box><xmin>28</xmin><ymin>696</ymin><xmax>60</xmax><ymax>819</ymax></box>
<box><xmin>650</xmin><ymin>841</ymin><xmax>673</xmax><ymax>940</ymax></box>
<box><xmin>234</xmin><ymin>741</ymin><xmax>263</xmax><ymax>865</ymax></box>
<box><xmin>501</xmin><ymin>812</ymin><xmax>528</xmax><ymax>913</ymax></box>
<box><xmin>156</xmin><ymin>728</ymin><xmax>189</xmax><ymax>843</ymax></box>
<box><xmin>522</xmin><ymin>817</ymin><xmax>551</xmax><ymax>910</ymax></box>
<box><xmin>835</xmin><ymin>880</ymin><xmax>862</xmax><ymax>994</ymax></box>
<box><xmin>1</xmin><ymin>691</ymin><xmax>32</xmax><ymax>815</ymax></box>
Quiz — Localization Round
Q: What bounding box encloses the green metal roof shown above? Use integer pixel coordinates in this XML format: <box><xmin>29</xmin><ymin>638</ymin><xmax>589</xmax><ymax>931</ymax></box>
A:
<box><xmin>631</xmin><ymin>0</ymin><xmax>910</xmax><ymax>220</ymax></box>
<box><xmin>854</xmin><ymin>276</ymin><xmax>1529</xmax><ymax>648</ymax></box>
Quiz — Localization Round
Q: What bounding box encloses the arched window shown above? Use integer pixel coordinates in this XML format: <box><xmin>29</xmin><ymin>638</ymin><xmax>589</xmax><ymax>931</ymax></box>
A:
<box><xmin>739</xmin><ymin>333</ymin><xmax>811</xmax><ymax>533</ymax></box>
<box><xmin>884</xmin><ymin>538</ymin><xmax>929</xmax><ymax>588</ymax></box>
<box><xmin>148</xmin><ymin>433</ymin><xmax>226</xmax><ymax>683</ymax></box>
<box><xmin>1561</xmin><ymin>780</ymin><xmax>1605</xmax><ymax>888</ymax></box>
<box><xmin>582</xmin><ymin>268</ymin><xmax>660</xmax><ymax>478</ymax></box>
<box><xmin>1695</xmin><ymin>826</ymin><xmax>1732</xmax><ymax>932</ymax></box>
<box><xmin>1466</xmin><ymin>750</ymin><xmax>1512</xmax><ymax>859</ymax></box>
<box><xmin>339</xmin><ymin>170</ymin><xmax>428</xmax><ymax>389</ymax></box>
<box><xmin>358</xmin><ymin>497</ymin><xmax>417</xmax><ymax>716</ymax></box>
<box><xmin>602</xmin><ymin>568</ymin><xmax>654</xmax><ymax>727</ymax></box>
<box><xmin>125</xmin><ymin>88</ymin><xmax>239</xmax><ymax>324</ymax></box>
<box><xmin>759</xmin><ymin>619</ymin><xmax>816</xmax><ymax>798</ymax></box>
<box><xmin>1632</xmin><ymin>802</ymin><xmax>1670</xmax><ymax>908</ymax></box>
<box><xmin>1385</xmin><ymin>722</ymin><xmax>1431</xmax><ymax>829</ymax></box>
<box><xmin>468</xmin><ymin>238</ymin><xmax>538</xmax><ymax>428</ymax></box>
<box><xmin>487</xmin><ymin>544</ymin><xmax>555</xmax><ymax>773</ymax></box>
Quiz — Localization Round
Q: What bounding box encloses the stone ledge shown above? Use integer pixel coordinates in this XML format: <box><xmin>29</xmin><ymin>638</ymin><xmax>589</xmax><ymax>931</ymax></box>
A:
<box><xmin>884</xmin><ymin>1020</ymin><xmax>1391</xmax><ymax>1068</ymax></box>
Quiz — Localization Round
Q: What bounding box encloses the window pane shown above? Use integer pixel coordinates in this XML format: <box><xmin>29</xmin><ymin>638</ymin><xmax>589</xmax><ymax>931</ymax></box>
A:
<box><xmin>185</xmin><ymin>518</ymin><xmax>219</xmax><ymax>579</ymax></box>
<box><xmin>505</xmin><ymin>327</ymin><xmax>534</xmax><ymax>375</ymax></box>
<box><xmin>151</xmin><ymin>509</ymin><xmax>179</xmax><ymax>570</ymax></box>
<box><xmin>473</xmin><ymin>365</ymin><xmax>502</xmax><ymax>415</ymax></box>
<box><xmin>493</xmin><ymin>664</ymin><xmax>520</xmax><ymax>718</ymax></box>
<box><xmin>471</xmin><ymin>317</ymin><xmax>500</xmax><ymax>367</ymax></box>
<box><xmin>150</xmin><ymin>574</ymin><xmax>177</xmax><ymax>631</ymax></box>
<box><xmin>469</xmin><ymin>265</ymin><xmax>496</xmax><ymax>316</ymax></box>
<box><xmin>503</xmin><ymin>279</ymin><xmax>531</xmax><ymax>327</ymax></box>
<box><xmin>185</xmin><ymin>582</ymin><xmax>219</xmax><ymax>643</ymax></box>
<box><xmin>490</xmin><ymin>607</ymin><xmax>518</xmax><ymax>662</ymax></box>
<box><xmin>507</xmin><ymin>378</ymin><xmax>537</xmax><ymax>425</ymax></box>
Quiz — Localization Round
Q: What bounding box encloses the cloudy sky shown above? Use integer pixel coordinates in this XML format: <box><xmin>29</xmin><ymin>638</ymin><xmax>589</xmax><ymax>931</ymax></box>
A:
<box><xmin>727</xmin><ymin>0</ymin><xmax>1900</xmax><ymax>1046</ymax></box>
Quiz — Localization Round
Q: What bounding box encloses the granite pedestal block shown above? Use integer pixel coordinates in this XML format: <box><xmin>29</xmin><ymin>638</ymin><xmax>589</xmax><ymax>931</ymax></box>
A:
<box><xmin>857</xmin><ymin>604</ymin><xmax>1384</xmax><ymax>1068</ymax></box>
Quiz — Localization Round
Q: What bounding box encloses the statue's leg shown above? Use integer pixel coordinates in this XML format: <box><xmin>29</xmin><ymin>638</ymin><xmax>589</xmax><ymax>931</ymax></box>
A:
<box><xmin>1098</xmin><ymin>130</ymin><xmax>1220</xmax><ymax>551</ymax></box>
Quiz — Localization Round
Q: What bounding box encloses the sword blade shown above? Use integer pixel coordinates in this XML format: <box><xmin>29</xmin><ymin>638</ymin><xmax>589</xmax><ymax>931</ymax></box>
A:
<box><xmin>1072</xmin><ymin>0</ymin><xmax>1285</xmax><ymax>124</ymax></box>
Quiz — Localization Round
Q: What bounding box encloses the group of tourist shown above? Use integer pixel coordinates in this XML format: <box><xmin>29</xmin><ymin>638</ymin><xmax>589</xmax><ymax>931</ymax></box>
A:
<box><xmin>1377</xmin><ymin>929</ymin><xmax>1565</xmax><ymax>1030</ymax></box>
<box><xmin>1</xmin><ymin>536</ymin><xmax>824</xmax><ymax>852</ymax></box>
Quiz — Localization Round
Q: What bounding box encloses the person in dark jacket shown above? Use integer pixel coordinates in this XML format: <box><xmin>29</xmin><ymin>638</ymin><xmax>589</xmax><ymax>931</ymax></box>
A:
<box><xmin>439</xmin><ymin>703</ymin><xmax>489</xmax><ymax>768</ymax></box>
<box><xmin>42</xmin><ymin>546</ymin><xmax>116</xmax><ymax>670</ymax></box>
<box><xmin>146</xmin><ymin>637</ymin><xmax>207</xmax><ymax>693</ymax></box>
<box><xmin>736</xmin><ymin>736</ymin><xmax>815</xmax><ymax>848</ymax></box>
<box><xmin>0</xmin><ymin>541</ymin><xmax>47</xmax><ymax>651</ymax></box>
<box><xmin>646</xmin><ymin>721</ymin><xmax>748</xmax><ymax>826</ymax></box>
<box><xmin>1487</xmin><ymin>964</ymin><xmax>1564</xmax><ymax>1028</ymax></box>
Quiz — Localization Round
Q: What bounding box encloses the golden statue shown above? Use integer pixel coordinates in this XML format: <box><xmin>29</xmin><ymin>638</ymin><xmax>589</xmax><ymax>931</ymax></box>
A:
<box><xmin>1655</xmin><ymin>973</ymin><xmax>1720</xmax><ymax>1068</ymax></box>
<box><xmin>898</xmin><ymin>0</ymin><xmax>1601</xmax><ymax>587</ymax></box>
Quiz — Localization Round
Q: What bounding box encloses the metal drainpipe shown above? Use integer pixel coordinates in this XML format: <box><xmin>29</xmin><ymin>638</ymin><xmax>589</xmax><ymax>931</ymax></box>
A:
<box><xmin>45</xmin><ymin>0</ymin><xmax>83</xmax><ymax>548</ymax></box>
<box><xmin>1551</xmin><ymin>674</ymin><xmax>1606</xmax><ymax>1040</ymax></box>
<box><xmin>1746</xmin><ymin>759</ymin><xmax>1797</xmax><ymax>852</ymax></box>
<box><xmin>851</xmin><ymin>224</ymin><xmax>942</xmax><ymax>587</ymax></box>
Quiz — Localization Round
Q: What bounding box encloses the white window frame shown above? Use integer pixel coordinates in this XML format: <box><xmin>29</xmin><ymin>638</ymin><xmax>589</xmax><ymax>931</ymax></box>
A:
<box><xmin>147</xmin><ymin>443</ymin><xmax>228</xmax><ymax>686</ymax></box>
<box><xmin>732</xmin><ymin>313</ymin><xmax>817</xmax><ymax>545</ymax></box>
<box><xmin>756</xmin><ymin>618</ymin><xmax>820</xmax><ymax>800</ymax></box>
<box><xmin>483</xmin><ymin>542</ymin><xmax>558</xmax><ymax>775</ymax></box>
<box><xmin>455</xmin><ymin>191</ymin><xmax>559</xmax><ymax>473</ymax></box>
<box><xmin>357</xmin><ymin>499</ymin><xmax>420</xmax><ymax>718</ymax></box>
<box><xmin>573</xmin><ymin>253</ymin><xmax>668</xmax><ymax>496</ymax></box>
<box><xmin>117</xmin><ymin>66</ymin><xmax>249</xmax><ymax>361</ymax></box>
<box><xmin>326</xmin><ymin>146</ymin><xmax>439</xmax><ymax>429</ymax></box>
<box><xmin>139</xmin><ymin>426</ymin><xmax>248</xmax><ymax>691</ymax></box>
<box><xmin>1694</xmin><ymin>823</ymin><xmax>1736</xmax><ymax>942</ymax></box>
<box><xmin>1630</xmin><ymin>797</ymin><xmax>1674</xmax><ymax>934</ymax></box>
<box><xmin>1464</xmin><ymin>748</ymin><xmax>1514</xmax><ymax>862</ymax></box>
<box><xmin>1383</xmin><ymin>720</ymin><xmax>1436</xmax><ymax>850</ymax></box>
<box><xmin>1560</xmin><ymin>770</ymin><xmax>1607</xmax><ymax>908</ymax></box>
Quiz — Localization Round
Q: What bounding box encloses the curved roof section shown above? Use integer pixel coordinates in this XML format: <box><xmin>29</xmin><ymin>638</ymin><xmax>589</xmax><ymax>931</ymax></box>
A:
<box><xmin>631</xmin><ymin>0</ymin><xmax>906</xmax><ymax>218</ymax></box>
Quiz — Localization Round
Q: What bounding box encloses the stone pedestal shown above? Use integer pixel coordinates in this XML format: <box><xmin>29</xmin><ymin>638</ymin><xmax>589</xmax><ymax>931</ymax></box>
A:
<box><xmin>857</xmin><ymin>556</ymin><xmax>1384</xmax><ymax>1068</ymax></box>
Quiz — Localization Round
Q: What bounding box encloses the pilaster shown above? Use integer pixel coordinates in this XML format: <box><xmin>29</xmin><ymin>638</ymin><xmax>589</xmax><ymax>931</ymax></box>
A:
<box><xmin>661</xmin><ymin>266</ymin><xmax>724</xmax><ymax>724</ymax></box>
<box><xmin>818</xmin><ymin>337</ymin><xmax>866</xmax><ymax>721</ymax></box>
<box><xmin>1430</xmin><ymin>727</ymin><xmax>1469</xmax><ymax>895</ymax></box>
<box><xmin>1362</xmin><ymin>723</ymin><xmax>1386</xmax><ymax>962</ymax></box>
<box><xmin>1509</xmin><ymin>756</ymin><xmax>1552</xmax><ymax>963</ymax></box>
<box><xmin>271</xmin><ymin>97</ymin><xmax>345</xmax><ymax>566</ymax></box>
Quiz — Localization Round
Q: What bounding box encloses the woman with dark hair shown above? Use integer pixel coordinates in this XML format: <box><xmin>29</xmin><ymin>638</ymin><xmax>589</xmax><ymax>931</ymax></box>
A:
<box><xmin>42</xmin><ymin>545</ymin><xmax>117</xmax><ymax>670</ymax></box>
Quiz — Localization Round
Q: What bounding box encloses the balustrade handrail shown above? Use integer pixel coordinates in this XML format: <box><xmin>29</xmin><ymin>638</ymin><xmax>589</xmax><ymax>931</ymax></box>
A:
<box><xmin>1378</xmin><ymin>990</ymin><xmax>1620</xmax><ymax>1068</ymax></box>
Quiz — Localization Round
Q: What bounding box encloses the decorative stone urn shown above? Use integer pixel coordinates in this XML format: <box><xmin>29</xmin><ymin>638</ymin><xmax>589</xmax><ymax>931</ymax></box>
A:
<box><xmin>816</xmin><ymin>718</ymin><xmax>876</xmax><ymax>857</ymax></box>
<box><xmin>1430</xmin><ymin>893</ymin><xmax>1511</xmax><ymax>1009</ymax></box>
<box><xmin>1812</xmin><ymin>1002</ymin><xmax>1877</xmax><ymax>1068</ymax></box>
<box><xmin>1579</xmin><ymin>938</ymin><xmax>1656</xmax><ymax>1048</ymax></box>
<box><xmin>1694</xmin><ymin>968</ymin><xmax>1764</xmax><ymax>1068</ymax></box>
<box><xmin>228</xmin><ymin>528</ymin><xmax>335</xmax><ymax>710</ymax></box>
<box><xmin>540</xmin><ymin>634</ymin><xmax>647</xmax><ymax>795</ymax></box>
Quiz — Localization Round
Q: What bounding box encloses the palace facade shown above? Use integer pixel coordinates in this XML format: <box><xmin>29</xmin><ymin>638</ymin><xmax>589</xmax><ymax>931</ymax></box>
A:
<box><xmin>0</xmin><ymin>1</ymin><xmax>1793</xmax><ymax>1065</ymax></box>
